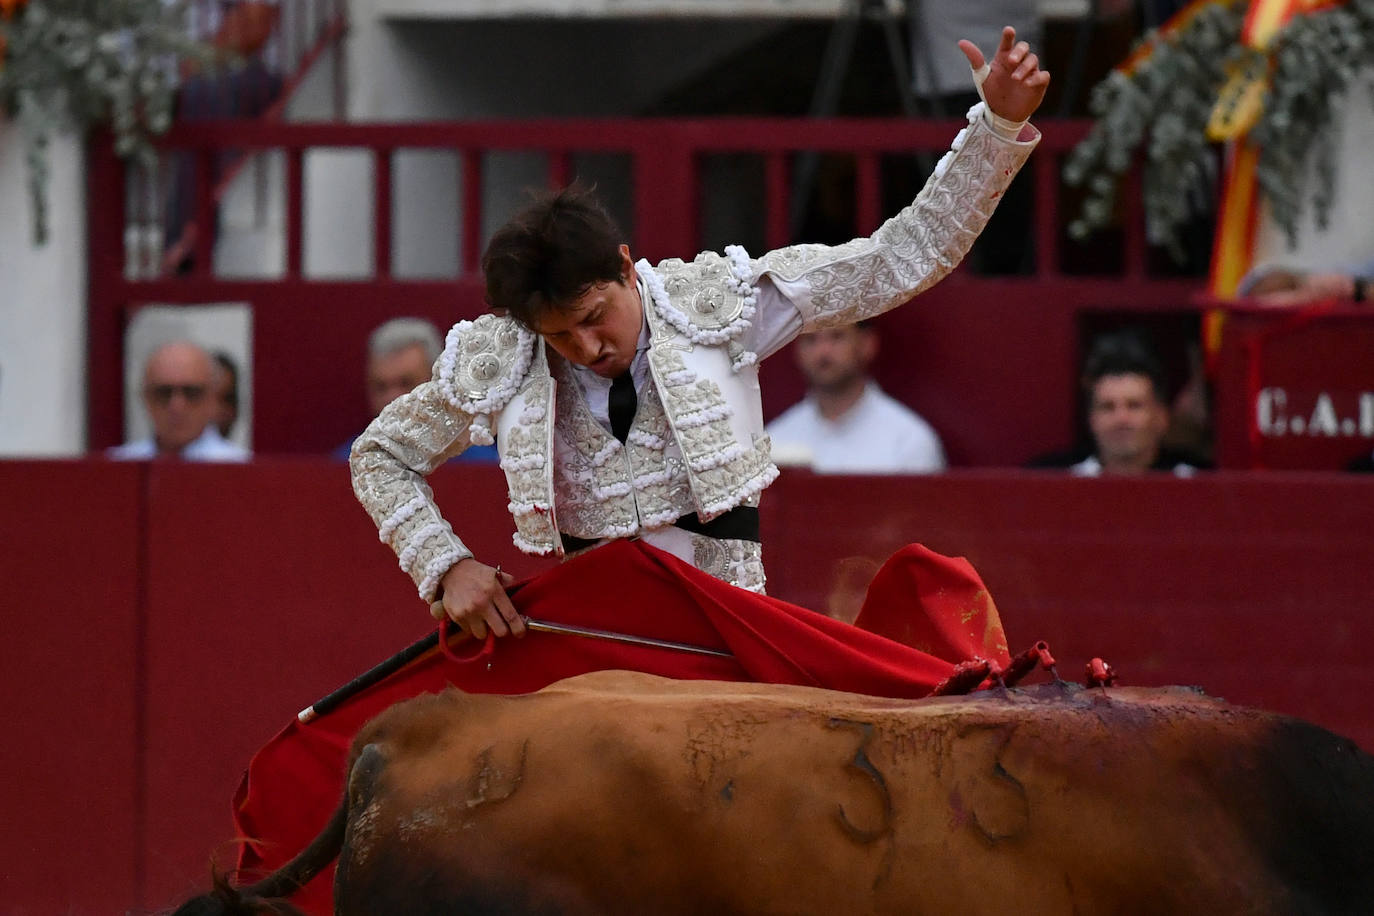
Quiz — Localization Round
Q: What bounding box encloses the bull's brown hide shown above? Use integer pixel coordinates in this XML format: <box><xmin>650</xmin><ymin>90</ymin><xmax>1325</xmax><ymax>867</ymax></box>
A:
<box><xmin>330</xmin><ymin>673</ymin><xmax>1373</xmax><ymax>916</ymax></box>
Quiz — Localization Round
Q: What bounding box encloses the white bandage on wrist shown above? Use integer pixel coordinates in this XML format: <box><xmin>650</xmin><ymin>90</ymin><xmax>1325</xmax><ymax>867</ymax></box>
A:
<box><xmin>971</xmin><ymin>61</ymin><xmax>1029</xmax><ymax>137</ymax></box>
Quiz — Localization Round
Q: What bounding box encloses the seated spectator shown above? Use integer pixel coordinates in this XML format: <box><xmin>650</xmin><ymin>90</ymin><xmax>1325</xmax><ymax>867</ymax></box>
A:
<box><xmin>108</xmin><ymin>340</ymin><xmax>250</xmax><ymax>462</ymax></box>
<box><xmin>210</xmin><ymin>350</ymin><xmax>240</xmax><ymax>439</ymax></box>
<box><xmin>767</xmin><ymin>321</ymin><xmax>946</xmax><ymax>474</ymax></box>
<box><xmin>1030</xmin><ymin>332</ymin><xmax>1202</xmax><ymax>477</ymax></box>
<box><xmin>335</xmin><ymin>318</ymin><xmax>498</xmax><ymax>462</ymax></box>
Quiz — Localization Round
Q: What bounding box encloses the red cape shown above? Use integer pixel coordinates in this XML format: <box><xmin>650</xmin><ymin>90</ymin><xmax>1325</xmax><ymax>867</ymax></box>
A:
<box><xmin>233</xmin><ymin>540</ymin><xmax>1010</xmax><ymax>913</ymax></box>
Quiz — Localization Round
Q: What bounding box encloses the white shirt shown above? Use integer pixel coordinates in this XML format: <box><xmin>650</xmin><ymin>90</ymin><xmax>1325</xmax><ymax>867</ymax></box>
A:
<box><xmin>571</xmin><ymin>275</ymin><xmax>802</xmax><ymax>428</ymax></box>
<box><xmin>107</xmin><ymin>427</ymin><xmax>251</xmax><ymax>462</ymax></box>
<box><xmin>1068</xmin><ymin>456</ymin><xmax>1196</xmax><ymax>478</ymax></box>
<box><xmin>766</xmin><ymin>383</ymin><xmax>947</xmax><ymax>474</ymax></box>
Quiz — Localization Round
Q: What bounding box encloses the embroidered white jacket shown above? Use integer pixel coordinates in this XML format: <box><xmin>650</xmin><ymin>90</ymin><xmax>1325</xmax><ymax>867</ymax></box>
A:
<box><xmin>351</xmin><ymin>104</ymin><xmax>1038</xmax><ymax>602</ymax></box>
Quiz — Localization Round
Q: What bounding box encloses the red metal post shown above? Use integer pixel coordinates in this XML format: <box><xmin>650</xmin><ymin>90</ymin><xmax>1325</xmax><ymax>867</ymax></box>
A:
<box><xmin>1034</xmin><ymin>152</ymin><xmax>1060</xmax><ymax>279</ymax></box>
<box><xmin>855</xmin><ymin>152</ymin><xmax>881</xmax><ymax>236</ymax></box>
<box><xmin>1124</xmin><ymin>166</ymin><xmax>1147</xmax><ymax>280</ymax></box>
<box><xmin>461</xmin><ymin>149</ymin><xmax>483</xmax><ymax>278</ymax></box>
<box><xmin>86</xmin><ymin>132</ymin><xmax>130</xmax><ymax>450</ymax></box>
<box><xmin>192</xmin><ymin>148</ymin><xmax>214</xmax><ymax>278</ymax></box>
<box><xmin>765</xmin><ymin>151</ymin><xmax>790</xmax><ymax>250</ymax></box>
<box><xmin>286</xmin><ymin>147</ymin><xmax>303</xmax><ymax>279</ymax></box>
<box><xmin>374</xmin><ymin>147</ymin><xmax>392</xmax><ymax>280</ymax></box>
<box><xmin>632</xmin><ymin>128</ymin><xmax>696</xmax><ymax>262</ymax></box>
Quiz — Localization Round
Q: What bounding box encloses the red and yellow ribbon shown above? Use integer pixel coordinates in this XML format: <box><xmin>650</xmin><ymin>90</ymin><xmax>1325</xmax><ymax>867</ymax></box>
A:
<box><xmin>1242</xmin><ymin>0</ymin><xmax>1341</xmax><ymax>47</ymax></box>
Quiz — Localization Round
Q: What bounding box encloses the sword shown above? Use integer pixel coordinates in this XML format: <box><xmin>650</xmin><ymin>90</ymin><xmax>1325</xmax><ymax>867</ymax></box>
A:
<box><xmin>522</xmin><ymin>616</ymin><xmax>734</xmax><ymax>659</ymax></box>
<box><xmin>296</xmin><ymin>616</ymin><xmax>732</xmax><ymax>723</ymax></box>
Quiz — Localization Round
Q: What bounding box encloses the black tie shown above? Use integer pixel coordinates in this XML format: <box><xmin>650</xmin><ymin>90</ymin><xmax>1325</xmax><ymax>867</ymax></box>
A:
<box><xmin>609</xmin><ymin>371</ymin><xmax>637</xmax><ymax>443</ymax></box>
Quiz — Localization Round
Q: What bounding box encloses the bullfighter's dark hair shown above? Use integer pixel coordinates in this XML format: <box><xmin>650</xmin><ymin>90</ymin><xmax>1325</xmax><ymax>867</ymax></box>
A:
<box><xmin>481</xmin><ymin>183</ymin><xmax>627</xmax><ymax>328</ymax></box>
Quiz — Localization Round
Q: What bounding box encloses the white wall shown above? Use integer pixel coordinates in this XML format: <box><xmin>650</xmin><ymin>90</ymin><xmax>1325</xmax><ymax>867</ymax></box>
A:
<box><xmin>347</xmin><ymin>14</ymin><xmax>783</xmax><ymax>120</ymax></box>
<box><xmin>0</xmin><ymin>119</ymin><xmax>88</xmax><ymax>457</ymax></box>
<box><xmin>324</xmin><ymin>4</ymin><xmax>788</xmax><ymax>276</ymax></box>
<box><xmin>1251</xmin><ymin>77</ymin><xmax>1374</xmax><ymax>275</ymax></box>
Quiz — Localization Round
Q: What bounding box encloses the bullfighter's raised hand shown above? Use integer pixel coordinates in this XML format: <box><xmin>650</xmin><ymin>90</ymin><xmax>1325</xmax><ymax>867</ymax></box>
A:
<box><xmin>959</xmin><ymin>25</ymin><xmax>1050</xmax><ymax>128</ymax></box>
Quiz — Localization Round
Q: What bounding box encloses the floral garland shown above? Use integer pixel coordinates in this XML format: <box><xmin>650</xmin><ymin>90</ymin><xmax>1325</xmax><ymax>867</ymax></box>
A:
<box><xmin>1251</xmin><ymin>0</ymin><xmax>1374</xmax><ymax>245</ymax></box>
<box><xmin>1063</xmin><ymin>0</ymin><xmax>1374</xmax><ymax>258</ymax></box>
<box><xmin>0</xmin><ymin>0</ymin><xmax>211</xmax><ymax>243</ymax></box>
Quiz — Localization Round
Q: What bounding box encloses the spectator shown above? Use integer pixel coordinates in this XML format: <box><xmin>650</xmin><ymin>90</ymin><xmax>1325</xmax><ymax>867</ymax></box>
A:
<box><xmin>108</xmin><ymin>340</ymin><xmax>250</xmax><ymax>461</ymax></box>
<box><xmin>211</xmin><ymin>350</ymin><xmax>240</xmax><ymax>439</ymax></box>
<box><xmin>334</xmin><ymin>318</ymin><xmax>498</xmax><ymax>462</ymax></box>
<box><xmin>767</xmin><ymin>322</ymin><xmax>946</xmax><ymax>474</ymax></box>
<box><xmin>1032</xmin><ymin>332</ymin><xmax>1201</xmax><ymax>476</ymax></box>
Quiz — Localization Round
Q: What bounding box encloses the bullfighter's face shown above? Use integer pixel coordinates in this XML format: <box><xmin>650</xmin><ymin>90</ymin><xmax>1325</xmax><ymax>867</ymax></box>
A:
<box><xmin>531</xmin><ymin>245</ymin><xmax>643</xmax><ymax>379</ymax></box>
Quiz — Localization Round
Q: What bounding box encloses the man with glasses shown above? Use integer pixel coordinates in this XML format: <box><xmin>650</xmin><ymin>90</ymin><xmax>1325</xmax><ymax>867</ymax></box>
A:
<box><xmin>108</xmin><ymin>340</ymin><xmax>250</xmax><ymax>461</ymax></box>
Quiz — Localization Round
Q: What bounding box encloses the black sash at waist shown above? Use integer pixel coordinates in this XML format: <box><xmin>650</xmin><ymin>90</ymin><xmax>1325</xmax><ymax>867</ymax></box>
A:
<box><xmin>560</xmin><ymin>505</ymin><xmax>760</xmax><ymax>554</ymax></box>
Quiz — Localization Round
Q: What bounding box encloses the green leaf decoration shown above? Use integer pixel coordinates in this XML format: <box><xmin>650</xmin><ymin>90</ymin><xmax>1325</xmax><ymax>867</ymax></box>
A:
<box><xmin>1064</xmin><ymin>0</ymin><xmax>1374</xmax><ymax>260</ymax></box>
<box><xmin>0</xmin><ymin>0</ymin><xmax>216</xmax><ymax>244</ymax></box>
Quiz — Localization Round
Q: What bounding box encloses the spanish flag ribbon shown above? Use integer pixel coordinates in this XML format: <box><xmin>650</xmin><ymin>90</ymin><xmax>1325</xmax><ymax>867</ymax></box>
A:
<box><xmin>1208</xmin><ymin>56</ymin><xmax>1270</xmax><ymax>140</ymax></box>
<box><xmin>1242</xmin><ymin>0</ymin><xmax>1342</xmax><ymax>48</ymax></box>
<box><xmin>1208</xmin><ymin>0</ymin><xmax>1345</xmax><ymax>140</ymax></box>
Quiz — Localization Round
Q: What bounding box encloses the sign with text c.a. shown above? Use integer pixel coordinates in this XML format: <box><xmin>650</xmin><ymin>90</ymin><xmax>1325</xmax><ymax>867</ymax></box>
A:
<box><xmin>1215</xmin><ymin>307</ymin><xmax>1374</xmax><ymax>470</ymax></box>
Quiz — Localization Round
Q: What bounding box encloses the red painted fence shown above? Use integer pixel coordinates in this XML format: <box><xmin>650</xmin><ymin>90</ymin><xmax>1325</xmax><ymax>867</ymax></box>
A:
<box><xmin>3</xmin><ymin>460</ymin><xmax>1372</xmax><ymax>913</ymax></box>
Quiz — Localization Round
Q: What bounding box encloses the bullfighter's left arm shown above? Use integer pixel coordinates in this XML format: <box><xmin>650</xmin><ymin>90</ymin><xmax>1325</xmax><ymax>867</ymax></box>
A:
<box><xmin>752</xmin><ymin>104</ymin><xmax>1038</xmax><ymax>335</ymax></box>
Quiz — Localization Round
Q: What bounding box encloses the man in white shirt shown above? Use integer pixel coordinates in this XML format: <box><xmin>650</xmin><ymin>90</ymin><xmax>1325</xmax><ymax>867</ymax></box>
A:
<box><xmin>107</xmin><ymin>340</ymin><xmax>250</xmax><ymax>462</ymax></box>
<box><xmin>767</xmin><ymin>322</ymin><xmax>946</xmax><ymax>474</ymax></box>
<box><xmin>1066</xmin><ymin>332</ymin><xmax>1196</xmax><ymax>477</ymax></box>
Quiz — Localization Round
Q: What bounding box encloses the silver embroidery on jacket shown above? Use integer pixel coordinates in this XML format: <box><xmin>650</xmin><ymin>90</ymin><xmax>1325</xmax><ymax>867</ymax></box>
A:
<box><xmin>755</xmin><ymin>107</ymin><xmax>1035</xmax><ymax>330</ymax></box>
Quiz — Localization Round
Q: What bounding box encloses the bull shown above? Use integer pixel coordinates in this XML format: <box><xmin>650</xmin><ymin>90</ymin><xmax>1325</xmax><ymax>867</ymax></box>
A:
<box><xmin>176</xmin><ymin>671</ymin><xmax>1374</xmax><ymax>915</ymax></box>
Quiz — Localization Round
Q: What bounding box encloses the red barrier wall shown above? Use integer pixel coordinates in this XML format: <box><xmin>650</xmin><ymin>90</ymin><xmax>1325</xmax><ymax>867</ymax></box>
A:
<box><xmin>1</xmin><ymin>462</ymin><xmax>143</xmax><ymax>914</ymax></box>
<box><xmin>137</xmin><ymin>461</ymin><xmax>553</xmax><ymax>908</ymax></box>
<box><xmin>3</xmin><ymin>460</ymin><xmax>1372</xmax><ymax>913</ymax></box>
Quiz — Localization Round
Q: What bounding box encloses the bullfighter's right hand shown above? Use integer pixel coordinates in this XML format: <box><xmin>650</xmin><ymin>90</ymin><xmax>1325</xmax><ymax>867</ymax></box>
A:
<box><xmin>433</xmin><ymin>557</ymin><xmax>524</xmax><ymax>640</ymax></box>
